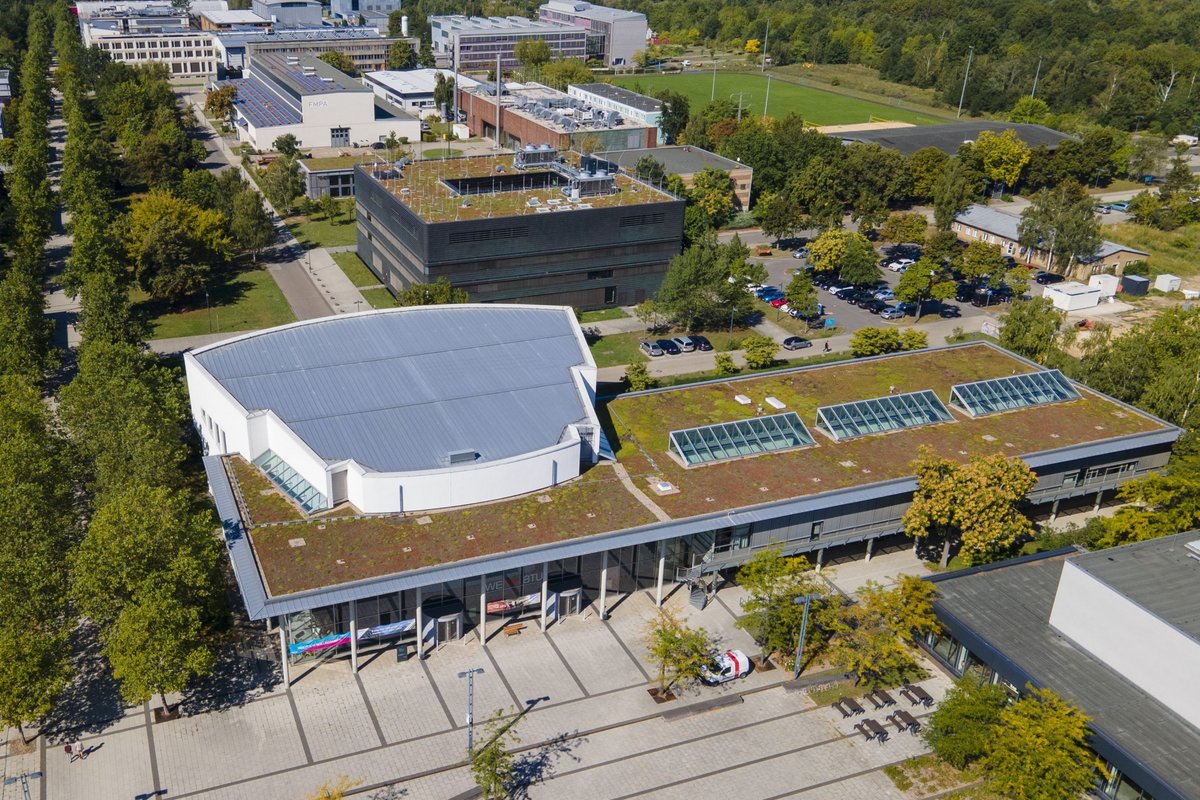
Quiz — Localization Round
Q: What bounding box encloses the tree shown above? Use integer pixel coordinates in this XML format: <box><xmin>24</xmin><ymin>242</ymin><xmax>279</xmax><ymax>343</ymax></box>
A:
<box><xmin>880</xmin><ymin>212</ymin><xmax>928</xmax><ymax>244</ymax></box>
<box><xmin>785</xmin><ymin>270</ymin><xmax>820</xmax><ymax>319</ymax></box>
<box><xmin>895</xmin><ymin>257</ymin><xmax>956</xmax><ymax>320</ymax></box>
<box><xmin>689</xmin><ymin>168</ymin><xmax>737</xmax><ymax>225</ymax></box>
<box><xmin>644</xmin><ymin>607</ymin><xmax>715</xmax><ymax>693</ymax></box>
<box><xmin>656</xmin><ymin>90</ymin><xmax>690</xmax><ymax>145</ymax></box>
<box><xmin>624</xmin><ymin>361</ymin><xmax>656</xmax><ymax>391</ymax></box>
<box><xmin>960</xmin><ymin>241</ymin><xmax>1008</xmax><ymax>287</ymax></box>
<box><xmin>514</xmin><ymin>39</ymin><xmax>551</xmax><ymax>67</ymax></box>
<box><xmin>899</xmin><ymin>328</ymin><xmax>928</xmax><ymax>351</ymax></box>
<box><xmin>204</xmin><ymin>84</ymin><xmax>236</xmax><ymax>119</ymax></box>
<box><xmin>633</xmin><ymin>155</ymin><xmax>666</xmax><ymax>186</ymax></box>
<box><xmin>124</xmin><ymin>190</ymin><xmax>231</xmax><ymax>303</ymax></box>
<box><xmin>754</xmin><ymin>190</ymin><xmax>804</xmax><ymax>243</ymax></box>
<box><xmin>261</xmin><ymin>156</ymin><xmax>304</xmax><ymax>216</ymax></box>
<box><xmin>983</xmin><ymin>687</ymin><xmax>1097</xmax><ymax>800</ymax></box>
<box><xmin>907</xmin><ymin>147</ymin><xmax>951</xmax><ymax>202</ymax></box>
<box><xmin>386</xmin><ymin>39</ymin><xmax>417</xmax><ymax>71</ymax></box>
<box><xmin>634</xmin><ymin>298</ymin><xmax>666</xmax><ymax>331</ymax></box>
<box><xmin>397</xmin><ymin>276</ymin><xmax>469</xmax><ymax>306</ymax></box>
<box><xmin>1097</xmin><ymin>435</ymin><xmax>1200</xmax><ymax>547</ymax></box>
<box><xmin>933</xmin><ymin>158</ymin><xmax>977</xmax><ymax>230</ymax></box>
<box><xmin>103</xmin><ymin>583</ymin><xmax>216</xmax><ymax>712</ymax></box>
<box><xmin>973</xmin><ymin>129</ymin><xmax>1031</xmax><ymax>192</ymax></box>
<box><xmin>849</xmin><ymin>327</ymin><xmax>903</xmax><ymax>358</ymax></box>
<box><xmin>0</xmin><ymin>625</ymin><xmax>73</xmax><ymax>744</ymax></box>
<box><xmin>734</xmin><ymin>547</ymin><xmax>835</xmax><ymax>670</ymax></box>
<box><xmin>471</xmin><ymin>709</ymin><xmax>521</xmax><ymax>800</ymax></box>
<box><xmin>318</xmin><ymin>50</ymin><xmax>356</xmax><ymax>76</ymax></box>
<box><xmin>1000</xmin><ymin>297</ymin><xmax>1067</xmax><ymax>363</ymax></box>
<box><xmin>656</xmin><ymin>236</ymin><xmax>744</xmax><ymax>332</ymax></box>
<box><xmin>742</xmin><ymin>334</ymin><xmax>778</xmax><ymax>369</ymax></box>
<box><xmin>318</xmin><ymin>193</ymin><xmax>338</xmax><ymax>222</ymax></box>
<box><xmin>540</xmin><ymin>60</ymin><xmax>593</xmax><ymax>92</ymax></box>
<box><xmin>1018</xmin><ymin>183</ymin><xmax>1102</xmax><ymax>273</ymax></box>
<box><xmin>273</xmin><ymin>133</ymin><xmax>300</xmax><ymax>158</ymax></box>
<box><xmin>808</xmin><ymin>229</ymin><xmax>875</xmax><ymax>281</ymax></box>
<box><xmin>1127</xmin><ymin>134</ymin><xmax>1169</xmax><ymax>178</ymax></box>
<box><xmin>923</xmin><ymin>675</ymin><xmax>1009</xmax><ymax>769</ymax></box>
<box><xmin>828</xmin><ymin>577</ymin><xmax>939</xmax><ymax>689</ymax></box>
<box><xmin>903</xmin><ymin>447</ymin><xmax>1038</xmax><ymax>567</ymax></box>
<box><xmin>432</xmin><ymin>72</ymin><xmax>454</xmax><ymax>114</ymax></box>
<box><xmin>713</xmin><ymin>353</ymin><xmax>738</xmax><ymax>376</ymax></box>
<box><xmin>230</xmin><ymin>190</ymin><xmax>276</xmax><ymax>261</ymax></box>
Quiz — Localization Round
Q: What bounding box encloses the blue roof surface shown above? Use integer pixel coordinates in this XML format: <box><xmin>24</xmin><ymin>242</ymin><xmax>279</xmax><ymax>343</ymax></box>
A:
<box><xmin>192</xmin><ymin>306</ymin><xmax>593</xmax><ymax>473</ymax></box>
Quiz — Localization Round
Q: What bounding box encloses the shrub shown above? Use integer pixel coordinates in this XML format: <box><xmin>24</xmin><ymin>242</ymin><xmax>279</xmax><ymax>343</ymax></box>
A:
<box><xmin>625</xmin><ymin>362</ymin><xmax>656</xmax><ymax>391</ymax></box>
<box><xmin>714</xmin><ymin>352</ymin><xmax>738</xmax><ymax>376</ymax></box>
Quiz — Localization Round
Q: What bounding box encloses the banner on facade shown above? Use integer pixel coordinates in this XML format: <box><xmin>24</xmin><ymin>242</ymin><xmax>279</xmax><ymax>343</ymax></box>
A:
<box><xmin>485</xmin><ymin>592</ymin><xmax>541</xmax><ymax>615</ymax></box>
<box><xmin>358</xmin><ymin>619</ymin><xmax>416</xmax><ymax>640</ymax></box>
<box><xmin>288</xmin><ymin>632</ymin><xmax>350</xmax><ymax>657</ymax></box>
<box><xmin>546</xmin><ymin>591</ymin><xmax>558</xmax><ymax>623</ymax></box>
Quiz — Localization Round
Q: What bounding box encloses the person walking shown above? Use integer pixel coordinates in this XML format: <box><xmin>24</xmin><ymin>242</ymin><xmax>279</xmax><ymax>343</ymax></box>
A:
<box><xmin>65</xmin><ymin>743</ymin><xmax>77</xmax><ymax>763</ymax></box>
<box><xmin>823</xmin><ymin>342</ymin><xmax>831</xmax><ymax>353</ymax></box>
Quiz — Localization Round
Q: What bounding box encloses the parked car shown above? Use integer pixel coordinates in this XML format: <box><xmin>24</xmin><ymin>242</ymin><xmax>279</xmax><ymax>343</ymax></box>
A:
<box><xmin>874</xmin><ymin>289</ymin><xmax>896</xmax><ymax>301</ymax></box>
<box><xmin>758</xmin><ymin>288</ymin><xmax>784</xmax><ymax>300</ymax></box>
<box><xmin>895</xmin><ymin>302</ymin><xmax>918</xmax><ymax>316</ymax></box>
<box><xmin>1034</xmin><ymin>271</ymin><xmax>1065</xmax><ymax>285</ymax></box>
<box><xmin>700</xmin><ymin>650</ymin><xmax>752</xmax><ymax>686</ymax></box>
<box><xmin>783</xmin><ymin>336</ymin><xmax>813</xmax><ymax>350</ymax></box>
<box><xmin>834</xmin><ymin>287</ymin><xmax>858</xmax><ymax>300</ymax></box>
<box><xmin>656</xmin><ymin>338</ymin><xmax>681</xmax><ymax>355</ymax></box>
<box><xmin>689</xmin><ymin>335</ymin><xmax>713</xmax><ymax>351</ymax></box>
<box><xmin>880</xmin><ymin>306</ymin><xmax>905</xmax><ymax>320</ymax></box>
<box><xmin>855</xmin><ymin>294</ymin><xmax>880</xmax><ymax>308</ymax></box>
<box><xmin>672</xmin><ymin>336</ymin><xmax>695</xmax><ymax>353</ymax></box>
<box><xmin>830</xmin><ymin>284</ymin><xmax>855</xmax><ymax>297</ymax></box>
<box><xmin>956</xmin><ymin>283</ymin><xmax>978</xmax><ymax>302</ymax></box>
<box><xmin>1108</xmin><ymin>201</ymin><xmax>1131</xmax><ymax>213</ymax></box>
<box><xmin>792</xmin><ymin>247</ymin><xmax>810</xmax><ymax>259</ymax></box>
<box><xmin>885</xmin><ymin>258</ymin><xmax>914</xmax><ymax>272</ymax></box>
<box><xmin>639</xmin><ymin>340</ymin><xmax>663</xmax><ymax>357</ymax></box>
<box><xmin>770</xmin><ymin>297</ymin><xmax>789</xmax><ymax>308</ymax></box>
<box><xmin>939</xmin><ymin>303</ymin><xmax>962</xmax><ymax>318</ymax></box>
<box><xmin>1096</xmin><ymin>204</ymin><xmax>1111</xmax><ymax>215</ymax></box>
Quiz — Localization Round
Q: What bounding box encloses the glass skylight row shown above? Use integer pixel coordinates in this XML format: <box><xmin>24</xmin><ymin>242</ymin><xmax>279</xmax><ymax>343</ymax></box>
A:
<box><xmin>253</xmin><ymin>450</ymin><xmax>328</xmax><ymax>513</ymax></box>
<box><xmin>669</xmin><ymin>412</ymin><xmax>814</xmax><ymax>466</ymax></box>
<box><xmin>815</xmin><ymin>390</ymin><xmax>953</xmax><ymax>441</ymax></box>
<box><xmin>949</xmin><ymin>369</ymin><xmax>1079</xmax><ymax>417</ymax></box>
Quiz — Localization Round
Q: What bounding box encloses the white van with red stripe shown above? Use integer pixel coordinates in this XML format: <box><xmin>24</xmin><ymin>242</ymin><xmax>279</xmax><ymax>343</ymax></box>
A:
<box><xmin>700</xmin><ymin>649</ymin><xmax>752</xmax><ymax>685</ymax></box>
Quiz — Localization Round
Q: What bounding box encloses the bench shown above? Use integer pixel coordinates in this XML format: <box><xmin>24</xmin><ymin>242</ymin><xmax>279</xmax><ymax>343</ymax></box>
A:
<box><xmin>873</xmin><ymin>689</ymin><xmax>897</xmax><ymax>707</ymax></box>
<box><xmin>902</xmin><ymin>683</ymin><xmax>934</xmax><ymax>707</ymax></box>
<box><xmin>502</xmin><ymin>623</ymin><xmax>527</xmax><ymax>637</ymax></box>
<box><xmin>862</xmin><ymin>718</ymin><xmax>889</xmax><ymax>743</ymax></box>
<box><xmin>888</xmin><ymin>709</ymin><xmax>922</xmax><ymax>735</ymax></box>
<box><xmin>840</xmin><ymin>696</ymin><xmax>866</xmax><ymax>716</ymax></box>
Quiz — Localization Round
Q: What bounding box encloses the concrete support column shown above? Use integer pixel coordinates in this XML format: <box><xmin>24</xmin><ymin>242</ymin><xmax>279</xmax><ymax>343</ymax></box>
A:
<box><xmin>279</xmin><ymin>624</ymin><xmax>290</xmax><ymax>686</ymax></box>
<box><xmin>479</xmin><ymin>585</ymin><xmax>488</xmax><ymax>646</ymax></box>
<box><xmin>1094</xmin><ymin>489</ymin><xmax>1103</xmax><ymax>512</ymax></box>
<box><xmin>349</xmin><ymin>600</ymin><xmax>358</xmax><ymax>673</ymax></box>
<box><xmin>540</xmin><ymin>562</ymin><xmax>549</xmax><ymax>632</ymax></box>
<box><xmin>415</xmin><ymin>586</ymin><xmax>424</xmax><ymax>659</ymax></box>
<box><xmin>1049</xmin><ymin>498</ymin><xmax>1060</xmax><ymax>523</ymax></box>
<box><xmin>655</xmin><ymin>542</ymin><xmax>666</xmax><ymax>608</ymax></box>
<box><xmin>816</xmin><ymin>547</ymin><xmax>826</xmax><ymax>572</ymax></box>
<box><xmin>598</xmin><ymin>551</ymin><xmax>608</xmax><ymax>620</ymax></box>
<box><xmin>864</xmin><ymin>538</ymin><xmax>875</xmax><ymax>562</ymax></box>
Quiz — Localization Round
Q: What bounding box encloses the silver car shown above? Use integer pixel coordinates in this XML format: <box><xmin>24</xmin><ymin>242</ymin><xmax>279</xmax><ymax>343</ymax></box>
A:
<box><xmin>672</xmin><ymin>336</ymin><xmax>696</xmax><ymax>353</ymax></box>
<box><xmin>639</xmin><ymin>340</ymin><xmax>664</xmax><ymax>357</ymax></box>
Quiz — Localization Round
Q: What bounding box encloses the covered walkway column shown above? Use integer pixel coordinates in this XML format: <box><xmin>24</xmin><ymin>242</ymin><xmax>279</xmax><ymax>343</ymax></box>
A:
<box><xmin>598</xmin><ymin>551</ymin><xmax>608</xmax><ymax>620</ymax></box>
<box><xmin>654</xmin><ymin>542</ymin><xmax>666</xmax><ymax>607</ymax></box>
<box><xmin>1049</xmin><ymin>498</ymin><xmax>1060</xmax><ymax>523</ymax></box>
<box><xmin>864</xmin><ymin>538</ymin><xmax>875</xmax><ymax>562</ymax></box>
<box><xmin>815</xmin><ymin>547</ymin><xmax>826</xmax><ymax>572</ymax></box>
<box><xmin>480</xmin><ymin>584</ymin><xmax>488</xmax><ymax>646</ymax></box>
<box><xmin>349</xmin><ymin>600</ymin><xmax>359</xmax><ymax>673</ymax></box>
<box><xmin>1094</xmin><ymin>489</ymin><xmax>1104</xmax><ymax>512</ymax></box>
<box><xmin>278</xmin><ymin>621</ymin><xmax>290</xmax><ymax>686</ymax></box>
<box><xmin>415</xmin><ymin>586</ymin><xmax>424</xmax><ymax>659</ymax></box>
<box><xmin>540</xmin><ymin>562</ymin><xmax>549</xmax><ymax>631</ymax></box>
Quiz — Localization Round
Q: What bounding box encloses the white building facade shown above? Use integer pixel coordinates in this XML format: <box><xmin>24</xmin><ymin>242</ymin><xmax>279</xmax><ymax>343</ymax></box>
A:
<box><xmin>429</xmin><ymin>16</ymin><xmax>587</xmax><ymax>72</ymax></box>
<box><xmin>362</xmin><ymin>69</ymin><xmax>482</xmax><ymax>116</ymax></box>
<box><xmin>185</xmin><ymin>306</ymin><xmax>601</xmax><ymax>515</ymax></box>
<box><xmin>538</xmin><ymin>0</ymin><xmax>646</xmax><ymax>66</ymax></box>
<box><xmin>78</xmin><ymin>2</ymin><xmax>222</xmax><ymax>77</ymax></box>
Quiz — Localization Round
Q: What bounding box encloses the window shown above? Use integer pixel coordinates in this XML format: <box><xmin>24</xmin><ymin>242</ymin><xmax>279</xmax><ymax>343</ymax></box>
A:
<box><xmin>1083</xmin><ymin>462</ymin><xmax>1136</xmax><ymax>483</ymax></box>
<box><xmin>669</xmin><ymin>412</ymin><xmax>815</xmax><ymax>466</ymax></box>
<box><xmin>815</xmin><ymin>390</ymin><xmax>953</xmax><ymax>441</ymax></box>
<box><xmin>950</xmin><ymin>370</ymin><xmax>1080</xmax><ymax>417</ymax></box>
<box><xmin>810</xmin><ymin>521</ymin><xmax>823</xmax><ymax>541</ymax></box>
<box><xmin>587</xmin><ymin>269</ymin><xmax>613</xmax><ymax>280</ymax></box>
<box><xmin>604</xmin><ymin>285</ymin><xmax>617</xmax><ymax>304</ymax></box>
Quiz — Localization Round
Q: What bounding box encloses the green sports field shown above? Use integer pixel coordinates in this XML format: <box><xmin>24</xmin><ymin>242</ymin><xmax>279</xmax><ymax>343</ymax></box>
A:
<box><xmin>611</xmin><ymin>73</ymin><xmax>946</xmax><ymax>126</ymax></box>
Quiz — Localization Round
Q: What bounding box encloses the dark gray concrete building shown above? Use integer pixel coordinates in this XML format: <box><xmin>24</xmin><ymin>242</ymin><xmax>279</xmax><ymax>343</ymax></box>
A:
<box><xmin>354</xmin><ymin>150</ymin><xmax>684</xmax><ymax>309</ymax></box>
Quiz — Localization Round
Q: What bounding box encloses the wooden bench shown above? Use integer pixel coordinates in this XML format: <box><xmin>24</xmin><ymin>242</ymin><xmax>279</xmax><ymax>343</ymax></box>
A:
<box><xmin>502</xmin><ymin>623</ymin><xmax>527</xmax><ymax>637</ymax></box>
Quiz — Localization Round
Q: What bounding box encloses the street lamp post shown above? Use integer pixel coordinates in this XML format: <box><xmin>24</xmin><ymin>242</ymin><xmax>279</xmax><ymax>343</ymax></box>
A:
<box><xmin>729</xmin><ymin>304</ymin><xmax>737</xmax><ymax>348</ymax></box>
<box><xmin>4</xmin><ymin>772</ymin><xmax>43</xmax><ymax>800</ymax></box>
<box><xmin>457</xmin><ymin>667</ymin><xmax>485</xmax><ymax>755</ymax></box>
<box><xmin>205</xmin><ymin>289</ymin><xmax>211</xmax><ymax>334</ymax></box>
<box><xmin>792</xmin><ymin>593</ymin><xmax>822</xmax><ymax>680</ymax></box>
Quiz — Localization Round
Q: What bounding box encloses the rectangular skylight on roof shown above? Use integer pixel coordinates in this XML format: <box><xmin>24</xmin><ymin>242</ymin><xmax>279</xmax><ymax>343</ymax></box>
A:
<box><xmin>950</xmin><ymin>369</ymin><xmax>1080</xmax><ymax>417</ymax></box>
<box><xmin>815</xmin><ymin>390</ymin><xmax>954</xmax><ymax>441</ymax></box>
<box><xmin>669</xmin><ymin>412</ymin><xmax>815</xmax><ymax>466</ymax></box>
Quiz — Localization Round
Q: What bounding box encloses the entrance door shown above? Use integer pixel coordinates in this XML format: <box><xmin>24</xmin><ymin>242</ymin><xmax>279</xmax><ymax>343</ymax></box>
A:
<box><xmin>560</xmin><ymin>588</ymin><xmax>582</xmax><ymax>617</ymax></box>
<box><xmin>331</xmin><ymin>127</ymin><xmax>350</xmax><ymax>147</ymax></box>
<box><xmin>437</xmin><ymin>612</ymin><xmax>462</xmax><ymax>644</ymax></box>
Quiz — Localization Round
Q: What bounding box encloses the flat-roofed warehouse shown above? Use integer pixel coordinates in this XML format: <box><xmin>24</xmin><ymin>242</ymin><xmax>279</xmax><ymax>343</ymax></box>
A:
<box><xmin>354</xmin><ymin>148</ymin><xmax>684</xmax><ymax>310</ymax></box>
<box><xmin>194</xmin><ymin>330</ymin><xmax>1179</xmax><ymax>679</ymax></box>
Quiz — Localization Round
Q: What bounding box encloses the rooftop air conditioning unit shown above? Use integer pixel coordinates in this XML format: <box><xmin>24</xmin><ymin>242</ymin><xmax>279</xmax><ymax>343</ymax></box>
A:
<box><xmin>1186</xmin><ymin>539</ymin><xmax>1200</xmax><ymax>561</ymax></box>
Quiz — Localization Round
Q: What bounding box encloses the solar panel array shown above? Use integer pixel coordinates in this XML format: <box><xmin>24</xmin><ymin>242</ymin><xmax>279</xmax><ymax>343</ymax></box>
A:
<box><xmin>950</xmin><ymin>369</ymin><xmax>1080</xmax><ymax>417</ymax></box>
<box><xmin>669</xmin><ymin>412</ymin><xmax>814</xmax><ymax>466</ymax></box>
<box><xmin>228</xmin><ymin>77</ymin><xmax>301</xmax><ymax>128</ymax></box>
<box><xmin>815</xmin><ymin>390</ymin><xmax>954</xmax><ymax>441</ymax></box>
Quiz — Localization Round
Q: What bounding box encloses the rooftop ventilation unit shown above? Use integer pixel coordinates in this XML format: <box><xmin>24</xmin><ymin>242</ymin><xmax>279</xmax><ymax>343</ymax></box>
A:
<box><xmin>1186</xmin><ymin>539</ymin><xmax>1200</xmax><ymax>561</ymax></box>
<box><xmin>448</xmin><ymin>449</ymin><xmax>478</xmax><ymax>464</ymax></box>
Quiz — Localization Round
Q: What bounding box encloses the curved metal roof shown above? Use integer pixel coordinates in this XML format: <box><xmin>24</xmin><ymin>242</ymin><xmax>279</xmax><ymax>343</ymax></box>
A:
<box><xmin>192</xmin><ymin>306</ymin><xmax>593</xmax><ymax>472</ymax></box>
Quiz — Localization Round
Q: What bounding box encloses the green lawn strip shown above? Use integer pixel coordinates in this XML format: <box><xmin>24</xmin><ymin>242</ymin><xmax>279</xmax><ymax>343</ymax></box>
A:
<box><xmin>579</xmin><ymin>307</ymin><xmax>629</xmax><ymax>323</ymax></box>
<box><xmin>330</xmin><ymin>251</ymin><xmax>382</xmax><ymax>287</ymax></box>
<box><xmin>249</xmin><ymin>464</ymin><xmax>657</xmax><ymax>595</ymax></box>
<box><xmin>423</xmin><ymin>147</ymin><xmax>464</xmax><ymax>158</ymax></box>
<box><xmin>285</xmin><ymin>212</ymin><xmax>359</xmax><ymax>249</ymax></box>
<box><xmin>360</xmin><ymin>287</ymin><xmax>402</xmax><ymax>308</ymax></box>
<box><xmin>611</xmin><ymin>72</ymin><xmax>944</xmax><ymax>126</ymax></box>
<box><xmin>1102</xmin><ymin>222</ymin><xmax>1200</xmax><ymax>279</ymax></box>
<box><xmin>590</xmin><ymin>330</ymin><xmax>649</xmax><ymax>367</ymax></box>
<box><xmin>137</xmin><ymin>268</ymin><xmax>295</xmax><ymax>340</ymax></box>
<box><xmin>228</xmin><ymin>456</ymin><xmax>305</xmax><ymax>525</ymax></box>
<box><xmin>884</xmin><ymin>754</ymin><xmax>986</xmax><ymax>797</ymax></box>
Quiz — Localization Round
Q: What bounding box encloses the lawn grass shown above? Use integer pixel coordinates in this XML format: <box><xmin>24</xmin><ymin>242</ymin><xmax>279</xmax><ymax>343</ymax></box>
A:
<box><xmin>135</xmin><ymin>268</ymin><xmax>295</xmax><ymax>340</ymax></box>
<box><xmin>1102</xmin><ymin>222</ymin><xmax>1200</xmax><ymax>278</ymax></box>
<box><xmin>360</xmin><ymin>286</ymin><xmax>401</xmax><ymax>308</ymax></box>
<box><xmin>228</xmin><ymin>456</ymin><xmax>304</xmax><ymax>525</ymax></box>
<box><xmin>331</xmin><ymin>251</ymin><xmax>382</xmax><ymax>288</ymax></box>
<box><xmin>423</xmin><ymin>147</ymin><xmax>464</xmax><ymax>158</ymax></box>
<box><xmin>579</xmin><ymin>307</ymin><xmax>629</xmax><ymax>323</ymax></box>
<box><xmin>884</xmin><ymin>754</ymin><xmax>985</xmax><ymax>797</ymax></box>
<box><xmin>590</xmin><ymin>330</ymin><xmax>648</xmax><ymax>368</ymax></box>
<box><xmin>611</xmin><ymin>72</ymin><xmax>945</xmax><ymax>126</ymax></box>
<box><xmin>286</xmin><ymin>209</ymin><xmax>358</xmax><ymax>249</ymax></box>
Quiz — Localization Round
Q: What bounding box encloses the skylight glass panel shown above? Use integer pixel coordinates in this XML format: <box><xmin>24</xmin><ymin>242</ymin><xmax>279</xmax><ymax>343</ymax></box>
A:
<box><xmin>949</xmin><ymin>370</ymin><xmax>1079</xmax><ymax>417</ymax></box>
<box><xmin>669</xmin><ymin>412</ymin><xmax>815</xmax><ymax>466</ymax></box>
<box><xmin>814</xmin><ymin>390</ymin><xmax>953</xmax><ymax>441</ymax></box>
<box><xmin>252</xmin><ymin>450</ymin><xmax>329</xmax><ymax>513</ymax></box>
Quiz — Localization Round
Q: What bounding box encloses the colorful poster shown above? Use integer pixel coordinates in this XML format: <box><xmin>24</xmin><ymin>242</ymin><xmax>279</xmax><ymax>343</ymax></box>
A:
<box><xmin>485</xmin><ymin>592</ymin><xmax>541</xmax><ymax>615</ymax></box>
<box><xmin>358</xmin><ymin>619</ymin><xmax>416</xmax><ymax>640</ymax></box>
<box><xmin>288</xmin><ymin>632</ymin><xmax>350</xmax><ymax>656</ymax></box>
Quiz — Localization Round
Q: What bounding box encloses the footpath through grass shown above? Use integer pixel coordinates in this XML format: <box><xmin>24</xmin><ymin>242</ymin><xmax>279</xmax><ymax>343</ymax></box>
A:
<box><xmin>137</xmin><ymin>268</ymin><xmax>295</xmax><ymax>340</ymax></box>
<box><xmin>611</xmin><ymin>72</ymin><xmax>944</xmax><ymax>126</ymax></box>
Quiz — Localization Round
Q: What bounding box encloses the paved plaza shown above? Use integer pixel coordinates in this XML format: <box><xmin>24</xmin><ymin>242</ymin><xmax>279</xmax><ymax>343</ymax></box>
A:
<box><xmin>2</xmin><ymin>585</ymin><xmax>947</xmax><ymax>800</ymax></box>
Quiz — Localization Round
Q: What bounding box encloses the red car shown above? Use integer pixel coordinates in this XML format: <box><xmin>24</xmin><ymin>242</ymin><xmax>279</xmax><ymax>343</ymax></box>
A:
<box><xmin>770</xmin><ymin>297</ymin><xmax>789</xmax><ymax>308</ymax></box>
